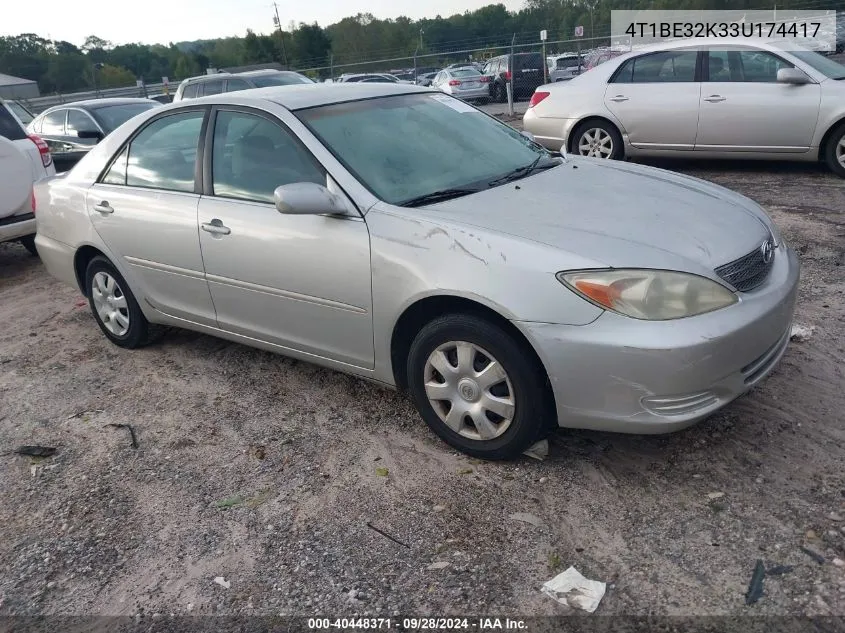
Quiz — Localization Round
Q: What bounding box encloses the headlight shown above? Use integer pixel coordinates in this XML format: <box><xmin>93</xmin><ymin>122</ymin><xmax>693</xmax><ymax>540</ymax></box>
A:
<box><xmin>557</xmin><ymin>269</ymin><xmax>738</xmax><ymax>320</ymax></box>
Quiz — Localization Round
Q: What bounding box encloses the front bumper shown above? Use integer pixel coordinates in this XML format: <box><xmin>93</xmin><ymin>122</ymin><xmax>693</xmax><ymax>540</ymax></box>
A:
<box><xmin>517</xmin><ymin>244</ymin><xmax>800</xmax><ymax>434</ymax></box>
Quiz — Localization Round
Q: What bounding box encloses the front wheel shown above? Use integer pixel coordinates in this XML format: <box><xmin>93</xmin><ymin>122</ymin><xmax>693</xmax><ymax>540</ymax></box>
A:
<box><xmin>407</xmin><ymin>314</ymin><xmax>550</xmax><ymax>460</ymax></box>
<box><xmin>823</xmin><ymin>122</ymin><xmax>845</xmax><ymax>178</ymax></box>
<box><xmin>571</xmin><ymin>120</ymin><xmax>624</xmax><ymax>160</ymax></box>
<box><xmin>84</xmin><ymin>256</ymin><xmax>163</xmax><ymax>348</ymax></box>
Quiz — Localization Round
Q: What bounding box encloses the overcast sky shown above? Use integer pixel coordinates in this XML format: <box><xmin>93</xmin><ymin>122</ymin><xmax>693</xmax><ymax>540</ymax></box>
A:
<box><xmin>3</xmin><ymin>0</ymin><xmax>525</xmax><ymax>46</ymax></box>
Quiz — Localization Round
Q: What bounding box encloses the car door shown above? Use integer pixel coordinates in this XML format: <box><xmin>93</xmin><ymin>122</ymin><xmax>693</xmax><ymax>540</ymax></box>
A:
<box><xmin>603</xmin><ymin>49</ymin><xmax>702</xmax><ymax>150</ymax></box>
<box><xmin>87</xmin><ymin>107</ymin><xmax>217</xmax><ymax>325</ymax></box>
<box><xmin>196</xmin><ymin>107</ymin><xmax>374</xmax><ymax>368</ymax></box>
<box><xmin>695</xmin><ymin>47</ymin><xmax>821</xmax><ymax>153</ymax></box>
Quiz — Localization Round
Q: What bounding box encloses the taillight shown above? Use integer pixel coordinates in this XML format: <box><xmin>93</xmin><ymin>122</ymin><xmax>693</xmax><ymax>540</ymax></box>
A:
<box><xmin>28</xmin><ymin>134</ymin><xmax>53</xmax><ymax>168</ymax></box>
<box><xmin>529</xmin><ymin>91</ymin><xmax>550</xmax><ymax>108</ymax></box>
<box><xmin>504</xmin><ymin>71</ymin><xmax>512</xmax><ymax>81</ymax></box>
<box><xmin>480</xmin><ymin>76</ymin><xmax>490</xmax><ymax>83</ymax></box>
<box><xmin>448</xmin><ymin>79</ymin><xmax>461</xmax><ymax>86</ymax></box>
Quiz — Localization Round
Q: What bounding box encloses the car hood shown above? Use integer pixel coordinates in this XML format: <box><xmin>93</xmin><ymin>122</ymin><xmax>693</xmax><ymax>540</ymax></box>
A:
<box><xmin>419</xmin><ymin>157</ymin><xmax>773</xmax><ymax>273</ymax></box>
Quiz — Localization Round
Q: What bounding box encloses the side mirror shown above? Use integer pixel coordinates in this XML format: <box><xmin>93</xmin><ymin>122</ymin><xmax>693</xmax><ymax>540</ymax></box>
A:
<box><xmin>777</xmin><ymin>68</ymin><xmax>810</xmax><ymax>85</ymax></box>
<box><xmin>274</xmin><ymin>182</ymin><xmax>351</xmax><ymax>216</ymax></box>
<box><xmin>77</xmin><ymin>129</ymin><xmax>104</xmax><ymax>140</ymax></box>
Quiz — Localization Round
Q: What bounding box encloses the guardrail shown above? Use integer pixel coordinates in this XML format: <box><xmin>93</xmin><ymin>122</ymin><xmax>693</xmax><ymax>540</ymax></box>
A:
<box><xmin>23</xmin><ymin>82</ymin><xmax>172</xmax><ymax>113</ymax></box>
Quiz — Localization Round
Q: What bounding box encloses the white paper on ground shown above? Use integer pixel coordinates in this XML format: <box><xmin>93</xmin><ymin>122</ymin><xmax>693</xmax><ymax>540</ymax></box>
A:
<box><xmin>541</xmin><ymin>566</ymin><xmax>606</xmax><ymax>613</ymax></box>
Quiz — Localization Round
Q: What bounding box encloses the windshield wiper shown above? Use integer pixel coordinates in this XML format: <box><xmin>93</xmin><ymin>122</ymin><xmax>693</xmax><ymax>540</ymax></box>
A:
<box><xmin>488</xmin><ymin>155</ymin><xmax>558</xmax><ymax>187</ymax></box>
<box><xmin>401</xmin><ymin>187</ymin><xmax>484</xmax><ymax>207</ymax></box>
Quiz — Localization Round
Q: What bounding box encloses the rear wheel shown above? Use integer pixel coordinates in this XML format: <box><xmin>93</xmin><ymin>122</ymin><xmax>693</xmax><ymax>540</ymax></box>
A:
<box><xmin>494</xmin><ymin>81</ymin><xmax>506</xmax><ymax>103</ymax></box>
<box><xmin>19</xmin><ymin>235</ymin><xmax>37</xmax><ymax>257</ymax></box>
<box><xmin>84</xmin><ymin>256</ymin><xmax>163</xmax><ymax>348</ymax></box>
<box><xmin>407</xmin><ymin>314</ymin><xmax>550</xmax><ymax>460</ymax></box>
<box><xmin>823</xmin><ymin>122</ymin><xmax>845</xmax><ymax>178</ymax></box>
<box><xmin>571</xmin><ymin>120</ymin><xmax>624</xmax><ymax>160</ymax></box>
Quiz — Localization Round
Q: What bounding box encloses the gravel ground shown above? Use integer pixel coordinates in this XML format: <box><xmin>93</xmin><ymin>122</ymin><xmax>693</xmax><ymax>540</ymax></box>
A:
<box><xmin>1</xmin><ymin>154</ymin><xmax>844</xmax><ymax>621</ymax></box>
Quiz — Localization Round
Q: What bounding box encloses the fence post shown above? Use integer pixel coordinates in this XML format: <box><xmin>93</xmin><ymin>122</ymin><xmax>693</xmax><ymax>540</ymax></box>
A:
<box><xmin>413</xmin><ymin>47</ymin><xmax>418</xmax><ymax>84</ymax></box>
<box><xmin>508</xmin><ymin>33</ymin><xmax>515</xmax><ymax>116</ymax></box>
<box><xmin>330</xmin><ymin>54</ymin><xmax>334</xmax><ymax>81</ymax></box>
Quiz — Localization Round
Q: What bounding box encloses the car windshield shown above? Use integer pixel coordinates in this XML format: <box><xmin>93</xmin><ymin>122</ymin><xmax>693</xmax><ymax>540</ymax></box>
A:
<box><xmin>91</xmin><ymin>103</ymin><xmax>160</xmax><ymax>132</ymax></box>
<box><xmin>250</xmin><ymin>73</ymin><xmax>314</xmax><ymax>87</ymax></box>
<box><xmin>7</xmin><ymin>101</ymin><xmax>33</xmax><ymax>124</ymax></box>
<box><xmin>776</xmin><ymin>47</ymin><xmax>845</xmax><ymax>79</ymax></box>
<box><xmin>296</xmin><ymin>93</ymin><xmax>554</xmax><ymax>206</ymax></box>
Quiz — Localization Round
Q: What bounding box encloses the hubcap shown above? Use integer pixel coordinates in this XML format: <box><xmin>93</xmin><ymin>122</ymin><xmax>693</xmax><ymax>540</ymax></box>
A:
<box><xmin>423</xmin><ymin>341</ymin><xmax>515</xmax><ymax>441</ymax></box>
<box><xmin>91</xmin><ymin>272</ymin><xmax>130</xmax><ymax>337</ymax></box>
<box><xmin>837</xmin><ymin>135</ymin><xmax>845</xmax><ymax>169</ymax></box>
<box><xmin>578</xmin><ymin>128</ymin><xmax>613</xmax><ymax>158</ymax></box>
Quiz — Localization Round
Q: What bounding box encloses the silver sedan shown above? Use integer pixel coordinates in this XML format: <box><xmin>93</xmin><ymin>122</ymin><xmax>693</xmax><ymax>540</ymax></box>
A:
<box><xmin>523</xmin><ymin>38</ymin><xmax>845</xmax><ymax>177</ymax></box>
<box><xmin>431</xmin><ymin>68</ymin><xmax>490</xmax><ymax>102</ymax></box>
<box><xmin>34</xmin><ymin>83</ymin><xmax>798</xmax><ymax>460</ymax></box>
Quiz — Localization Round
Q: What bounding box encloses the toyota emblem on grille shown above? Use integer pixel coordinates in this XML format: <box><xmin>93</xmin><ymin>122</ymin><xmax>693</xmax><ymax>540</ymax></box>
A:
<box><xmin>760</xmin><ymin>239</ymin><xmax>774</xmax><ymax>264</ymax></box>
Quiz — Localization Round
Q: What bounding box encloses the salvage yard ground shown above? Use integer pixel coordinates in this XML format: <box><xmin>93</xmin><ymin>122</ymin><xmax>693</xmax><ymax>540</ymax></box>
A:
<box><xmin>1</xmin><ymin>152</ymin><xmax>844</xmax><ymax>618</ymax></box>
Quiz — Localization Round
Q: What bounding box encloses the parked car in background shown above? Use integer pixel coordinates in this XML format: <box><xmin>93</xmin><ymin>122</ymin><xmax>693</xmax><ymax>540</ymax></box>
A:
<box><xmin>582</xmin><ymin>47</ymin><xmax>625</xmax><ymax>71</ymax></box>
<box><xmin>415</xmin><ymin>72</ymin><xmax>439</xmax><ymax>86</ymax></box>
<box><xmin>33</xmin><ymin>83</ymin><xmax>799</xmax><ymax>459</ymax></box>
<box><xmin>27</xmin><ymin>98</ymin><xmax>162</xmax><ymax>172</ymax></box>
<box><xmin>337</xmin><ymin>73</ymin><xmax>412</xmax><ymax>84</ymax></box>
<box><xmin>148</xmin><ymin>93</ymin><xmax>174</xmax><ymax>104</ymax></box>
<box><xmin>548</xmin><ymin>53</ymin><xmax>583</xmax><ymax>82</ymax></box>
<box><xmin>0</xmin><ymin>106</ymin><xmax>55</xmax><ymax>256</ymax></box>
<box><xmin>483</xmin><ymin>52</ymin><xmax>546</xmax><ymax>101</ymax></box>
<box><xmin>523</xmin><ymin>38</ymin><xmax>845</xmax><ymax>177</ymax></box>
<box><xmin>174</xmin><ymin>70</ymin><xmax>314</xmax><ymax>101</ymax></box>
<box><xmin>431</xmin><ymin>67</ymin><xmax>489</xmax><ymax>102</ymax></box>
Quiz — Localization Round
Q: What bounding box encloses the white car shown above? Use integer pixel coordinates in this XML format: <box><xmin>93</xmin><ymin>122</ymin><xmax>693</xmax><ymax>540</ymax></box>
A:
<box><xmin>523</xmin><ymin>38</ymin><xmax>845</xmax><ymax>177</ymax></box>
<box><xmin>0</xmin><ymin>100</ymin><xmax>55</xmax><ymax>255</ymax></box>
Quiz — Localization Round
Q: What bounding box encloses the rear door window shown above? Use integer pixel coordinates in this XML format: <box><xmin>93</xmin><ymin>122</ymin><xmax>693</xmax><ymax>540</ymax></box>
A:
<box><xmin>514</xmin><ymin>54</ymin><xmax>542</xmax><ymax>72</ymax></box>
<box><xmin>41</xmin><ymin>110</ymin><xmax>67</xmax><ymax>135</ymax></box>
<box><xmin>201</xmin><ymin>80</ymin><xmax>225</xmax><ymax>96</ymax></box>
<box><xmin>226</xmin><ymin>78</ymin><xmax>251</xmax><ymax>92</ymax></box>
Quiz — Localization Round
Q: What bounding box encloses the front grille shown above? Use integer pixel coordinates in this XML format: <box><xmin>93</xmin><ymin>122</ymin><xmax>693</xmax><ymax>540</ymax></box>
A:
<box><xmin>714</xmin><ymin>240</ymin><xmax>774</xmax><ymax>292</ymax></box>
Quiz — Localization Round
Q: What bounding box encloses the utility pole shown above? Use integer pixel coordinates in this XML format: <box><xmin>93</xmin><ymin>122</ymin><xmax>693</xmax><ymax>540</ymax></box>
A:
<box><xmin>272</xmin><ymin>2</ymin><xmax>289</xmax><ymax>68</ymax></box>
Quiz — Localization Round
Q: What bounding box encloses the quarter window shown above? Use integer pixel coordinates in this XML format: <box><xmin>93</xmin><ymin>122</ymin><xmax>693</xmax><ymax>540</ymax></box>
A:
<box><xmin>181</xmin><ymin>83</ymin><xmax>199</xmax><ymax>99</ymax></box>
<box><xmin>123</xmin><ymin>111</ymin><xmax>204</xmax><ymax>192</ymax></box>
<box><xmin>211</xmin><ymin>110</ymin><xmax>324</xmax><ymax>204</ymax></box>
<box><xmin>613</xmin><ymin>50</ymin><xmax>698</xmax><ymax>83</ymax></box>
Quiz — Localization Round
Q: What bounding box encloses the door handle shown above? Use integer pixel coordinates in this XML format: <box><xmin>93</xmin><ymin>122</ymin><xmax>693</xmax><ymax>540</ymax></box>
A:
<box><xmin>201</xmin><ymin>219</ymin><xmax>231</xmax><ymax>236</ymax></box>
<box><xmin>93</xmin><ymin>201</ymin><xmax>113</xmax><ymax>214</ymax></box>
<box><xmin>609</xmin><ymin>95</ymin><xmax>629</xmax><ymax>102</ymax></box>
<box><xmin>704</xmin><ymin>95</ymin><xmax>726</xmax><ymax>102</ymax></box>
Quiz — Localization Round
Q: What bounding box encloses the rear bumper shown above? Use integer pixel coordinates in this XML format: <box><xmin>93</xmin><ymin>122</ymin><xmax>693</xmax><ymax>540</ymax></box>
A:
<box><xmin>522</xmin><ymin>111</ymin><xmax>578</xmax><ymax>152</ymax></box>
<box><xmin>453</xmin><ymin>87</ymin><xmax>490</xmax><ymax>100</ymax></box>
<box><xmin>34</xmin><ymin>234</ymin><xmax>79</xmax><ymax>290</ymax></box>
<box><xmin>516</xmin><ymin>244</ymin><xmax>800</xmax><ymax>434</ymax></box>
<box><xmin>0</xmin><ymin>214</ymin><xmax>35</xmax><ymax>243</ymax></box>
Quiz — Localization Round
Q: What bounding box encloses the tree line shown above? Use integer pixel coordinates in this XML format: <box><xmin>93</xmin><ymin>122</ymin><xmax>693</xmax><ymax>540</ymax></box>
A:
<box><xmin>0</xmin><ymin>0</ymin><xmax>822</xmax><ymax>94</ymax></box>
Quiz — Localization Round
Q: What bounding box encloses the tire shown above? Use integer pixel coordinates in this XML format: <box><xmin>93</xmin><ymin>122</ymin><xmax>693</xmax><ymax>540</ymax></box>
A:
<box><xmin>823</xmin><ymin>122</ymin><xmax>845</xmax><ymax>178</ymax></box>
<box><xmin>84</xmin><ymin>255</ymin><xmax>164</xmax><ymax>348</ymax></box>
<box><xmin>570</xmin><ymin>119</ymin><xmax>624</xmax><ymax>160</ymax></box>
<box><xmin>495</xmin><ymin>82</ymin><xmax>506</xmax><ymax>103</ymax></box>
<box><xmin>407</xmin><ymin>314</ymin><xmax>551</xmax><ymax>460</ymax></box>
<box><xmin>19</xmin><ymin>234</ymin><xmax>38</xmax><ymax>257</ymax></box>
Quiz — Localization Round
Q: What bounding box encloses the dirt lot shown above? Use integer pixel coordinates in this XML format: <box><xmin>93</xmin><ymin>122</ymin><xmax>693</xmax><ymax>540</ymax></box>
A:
<box><xmin>1</xmin><ymin>156</ymin><xmax>844</xmax><ymax>623</ymax></box>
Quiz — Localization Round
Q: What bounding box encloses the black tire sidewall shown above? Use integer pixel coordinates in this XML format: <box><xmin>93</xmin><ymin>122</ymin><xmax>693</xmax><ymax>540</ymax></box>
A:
<box><xmin>407</xmin><ymin>315</ymin><xmax>548</xmax><ymax>460</ymax></box>
<box><xmin>571</xmin><ymin>120</ymin><xmax>624</xmax><ymax>160</ymax></box>
<box><xmin>84</xmin><ymin>256</ymin><xmax>149</xmax><ymax>348</ymax></box>
<box><xmin>824</xmin><ymin>124</ymin><xmax>845</xmax><ymax>178</ymax></box>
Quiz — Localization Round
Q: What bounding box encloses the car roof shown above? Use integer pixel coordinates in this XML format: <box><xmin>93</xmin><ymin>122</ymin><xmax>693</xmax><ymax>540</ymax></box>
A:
<box><xmin>166</xmin><ymin>82</ymin><xmax>430</xmax><ymax>111</ymax></box>
<box><xmin>238</xmin><ymin>69</ymin><xmax>300</xmax><ymax>77</ymax></box>
<box><xmin>40</xmin><ymin>98</ymin><xmax>156</xmax><ymax>113</ymax></box>
<box><xmin>610</xmin><ymin>36</ymin><xmax>811</xmax><ymax>58</ymax></box>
